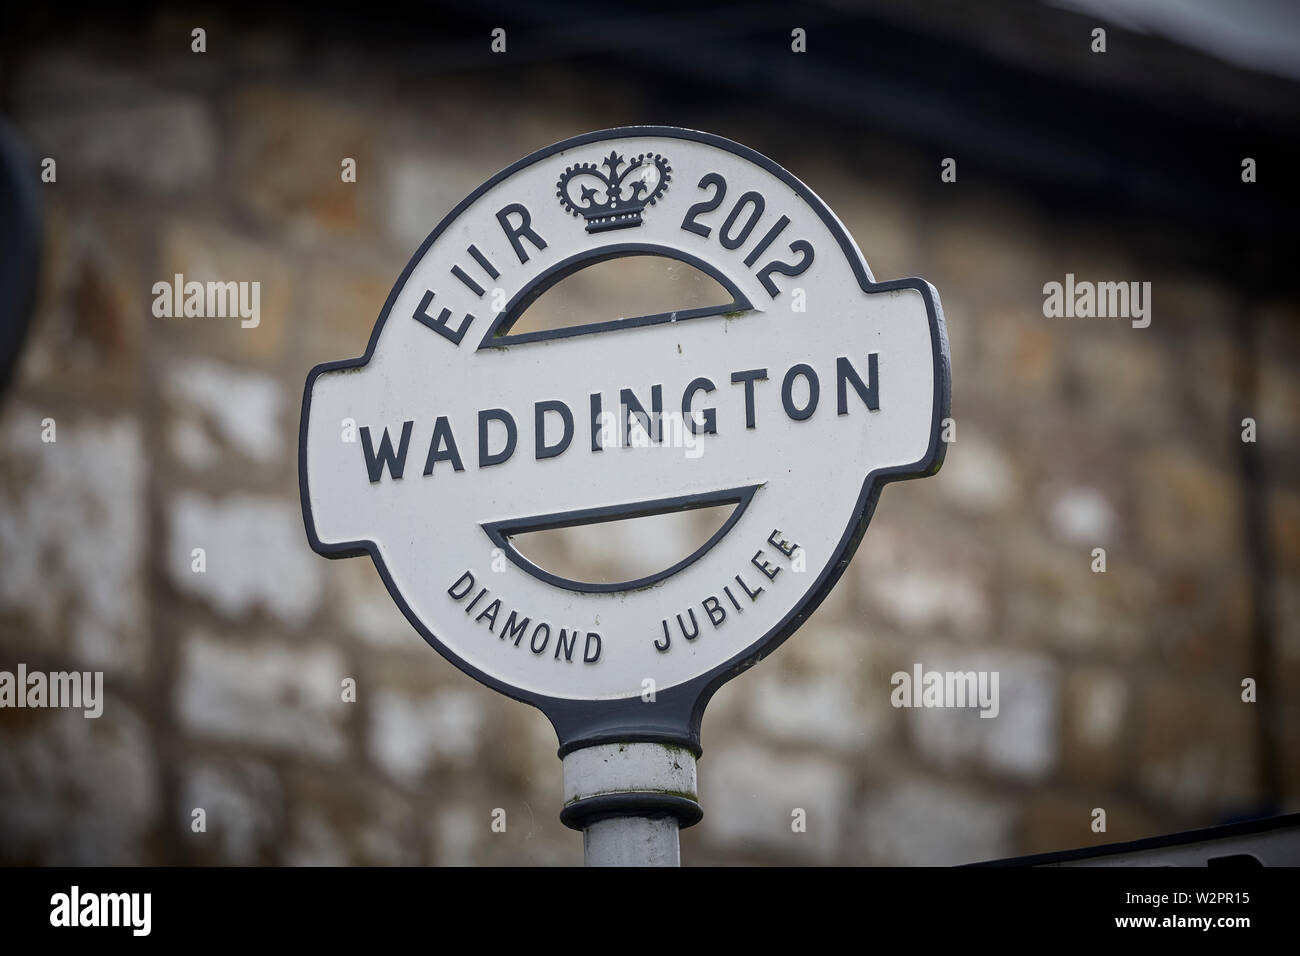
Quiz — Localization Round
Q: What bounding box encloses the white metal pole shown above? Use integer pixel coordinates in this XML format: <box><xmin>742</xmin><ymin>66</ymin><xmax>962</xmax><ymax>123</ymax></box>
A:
<box><xmin>584</xmin><ymin>816</ymin><xmax>681</xmax><ymax>867</ymax></box>
<box><xmin>560</xmin><ymin>742</ymin><xmax>701</xmax><ymax>867</ymax></box>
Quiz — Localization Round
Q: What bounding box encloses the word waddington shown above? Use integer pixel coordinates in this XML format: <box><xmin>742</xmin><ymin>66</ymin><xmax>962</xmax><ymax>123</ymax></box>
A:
<box><xmin>358</xmin><ymin>353</ymin><xmax>881</xmax><ymax>481</ymax></box>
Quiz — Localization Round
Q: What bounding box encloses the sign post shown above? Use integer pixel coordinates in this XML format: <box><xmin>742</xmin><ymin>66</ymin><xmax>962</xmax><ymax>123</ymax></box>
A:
<box><xmin>299</xmin><ymin>127</ymin><xmax>950</xmax><ymax>865</ymax></box>
<box><xmin>563</xmin><ymin>742</ymin><xmax>698</xmax><ymax>866</ymax></box>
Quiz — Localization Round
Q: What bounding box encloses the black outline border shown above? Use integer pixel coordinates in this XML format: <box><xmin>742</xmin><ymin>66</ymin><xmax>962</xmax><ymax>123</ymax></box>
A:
<box><xmin>482</xmin><ymin>483</ymin><xmax>760</xmax><ymax>594</ymax></box>
<box><xmin>298</xmin><ymin>126</ymin><xmax>951</xmax><ymax>761</ymax></box>
<box><xmin>971</xmin><ymin>811</ymin><xmax>1300</xmax><ymax>867</ymax></box>
<box><xmin>477</xmin><ymin>243</ymin><xmax>750</xmax><ymax>349</ymax></box>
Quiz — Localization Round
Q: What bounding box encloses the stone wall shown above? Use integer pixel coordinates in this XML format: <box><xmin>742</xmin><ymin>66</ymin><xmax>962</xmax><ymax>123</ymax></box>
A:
<box><xmin>0</xmin><ymin>16</ymin><xmax>1296</xmax><ymax>865</ymax></box>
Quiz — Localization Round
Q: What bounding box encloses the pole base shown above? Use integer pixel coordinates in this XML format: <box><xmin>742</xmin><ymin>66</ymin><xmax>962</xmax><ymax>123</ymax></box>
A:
<box><xmin>560</xmin><ymin>742</ymin><xmax>702</xmax><ymax>866</ymax></box>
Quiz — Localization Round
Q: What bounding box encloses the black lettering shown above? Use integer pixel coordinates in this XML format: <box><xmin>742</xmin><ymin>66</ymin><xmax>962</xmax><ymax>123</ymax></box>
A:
<box><xmin>423</xmin><ymin>416</ymin><xmax>464</xmax><ymax>475</ymax></box>
<box><xmin>723</xmin><ymin>585</ymin><xmax>742</xmax><ymax>611</ymax></box>
<box><xmin>467</xmin><ymin>244</ymin><xmax>500</xmax><ymax>280</ymax></box>
<box><xmin>730</xmin><ymin>369</ymin><xmax>767</xmax><ymax>429</ymax></box>
<box><xmin>703</xmin><ymin>595</ymin><xmax>726</xmax><ymax>627</ymax></box>
<box><xmin>413</xmin><ymin>290</ymin><xmax>473</xmax><ymax>346</ymax></box>
<box><xmin>682</xmin><ymin>377</ymin><xmax>717</xmax><ymax>435</ymax></box>
<box><xmin>782</xmin><ymin>363</ymin><xmax>819</xmax><ymax>420</ymax></box>
<box><xmin>719</xmin><ymin>191</ymin><xmax>764</xmax><ymax>250</ymax></box>
<box><xmin>475</xmin><ymin>599</ymin><xmax>501</xmax><ymax>630</ymax></box>
<box><xmin>479</xmin><ymin>408</ymin><xmax>517</xmax><ymax>467</ymax></box>
<box><xmin>744</xmin><ymin>215</ymin><xmax>789</xmax><ymax>268</ymax></box>
<box><xmin>555</xmin><ymin>628</ymin><xmax>578</xmax><ymax>662</ymax></box>
<box><xmin>680</xmin><ymin>172</ymin><xmax>726</xmax><ymax>237</ymax></box>
<box><xmin>530</xmin><ymin>622</ymin><xmax>551</xmax><ymax>655</ymax></box>
<box><xmin>496</xmin><ymin>203</ymin><xmax>547</xmax><ymax>264</ymax></box>
<box><xmin>757</xmin><ymin>240</ymin><xmax>814</xmax><ymax>297</ymax></box>
<box><xmin>620</xmin><ymin>385</ymin><xmax>662</xmax><ymax>444</ymax></box>
<box><xmin>590</xmin><ymin>393</ymin><xmax>604</xmax><ymax>452</ymax></box>
<box><xmin>535</xmin><ymin>400</ymin><xmax>574</xmax><ymax>460</ymax></box>
<box><xmin>735</xmin><ymin>573</ymin><xmax>764</xmax><ymax>601</ymax></box>
<box><xmin>448</xmin><ymin>571</ymin><xmax>475</xmax><ymax>600</ymax></box>
<box><xmin>360</xmin><ymin>421</ymin><xmax>413</xmax><ymax>482</ymax></box>
<box><xmin>502</xmin><ymin>611</ymin><xmax>531</xmax><ymax>646</ymax></box>
<box><xmin>677</xmin><ymin>608</ymin><xmax>700</xmax><ymax>641</ymax></box>
<box><xmin>837</xmin><ymin>354</ymin><xmax>880</xmax><ymax>413</ymax></box>
<box><xmin>751</xmin><ymin>550</ymin><xmax>780</xmax><ymax>581</ymax></box>
<box><xmin>767</xmin><ymin>529</ymin><xmax>798</xmax><ymax>558</ymax></box>
<box><xmin>584</xmin><ymin>632</ymin><xmax>602</xmax><ymax>663</ymax></box>
<box><xmin>451</xmin><ymin>265</ymin><xmax>485</xmax><ymax>297</ymax></box>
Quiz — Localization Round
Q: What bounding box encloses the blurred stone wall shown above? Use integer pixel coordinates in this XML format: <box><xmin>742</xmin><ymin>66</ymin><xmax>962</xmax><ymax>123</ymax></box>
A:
<box><xmin>0</xmin><ymin>17</ymin><xmax>1296</xmax><ymax>865</ymax></box>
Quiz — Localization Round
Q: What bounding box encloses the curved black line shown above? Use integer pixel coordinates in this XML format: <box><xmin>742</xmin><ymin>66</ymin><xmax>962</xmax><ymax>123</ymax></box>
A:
<box><xmin>476</xmin><ymin>244</ymin><xmax>752</xmax><ymax>350</ymax></box>
<box><xmin>482</xmin><ymin>484</ymin><xmax>760</xmax><ymax>594</ymax></box>
<box><xmin>298</xmin><ymin>125</ymin><xmax>952</xmax><ymax>757</ymax></box>
<box><xmin>560</xmin><ymin>792</ymin><xmax>703</xmax><ymax>831</ymax></box>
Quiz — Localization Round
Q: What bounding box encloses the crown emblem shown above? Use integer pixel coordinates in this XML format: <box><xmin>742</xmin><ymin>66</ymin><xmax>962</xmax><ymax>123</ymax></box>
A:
<box><xmin>556</xmin><ymin>150</ymin><xmax>672</xmax><ymax>232</ymax></box>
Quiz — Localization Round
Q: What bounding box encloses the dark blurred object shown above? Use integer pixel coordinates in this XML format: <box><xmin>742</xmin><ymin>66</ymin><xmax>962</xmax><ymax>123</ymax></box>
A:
<box><xmin>0</xmin><ymin>118</ymin><xmax>41</xmax><ymax>397</ymax></box>
<box><xmin>976</xmin><ymin>811</ymin><xmax>1300</xmax><ymax>866</ymax></box>
<box><xmin>353</xmin><ymin>0</ymin><xmax>1299</xmax><ymax>286</ymax></box>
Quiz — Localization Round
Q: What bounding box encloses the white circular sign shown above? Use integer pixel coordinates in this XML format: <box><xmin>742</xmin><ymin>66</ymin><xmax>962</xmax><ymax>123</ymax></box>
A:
<box><xmin>300</xmin><ymin>127</ymin><xmax>949</xmax><ymax>749</ymax></box>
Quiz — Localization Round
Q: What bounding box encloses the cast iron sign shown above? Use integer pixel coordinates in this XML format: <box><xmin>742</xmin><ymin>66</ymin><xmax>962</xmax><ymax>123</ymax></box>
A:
<box><xmin>299</xmin><ymin>127</ymin><xmax>950</xmax><ymax>755</ymax></box>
